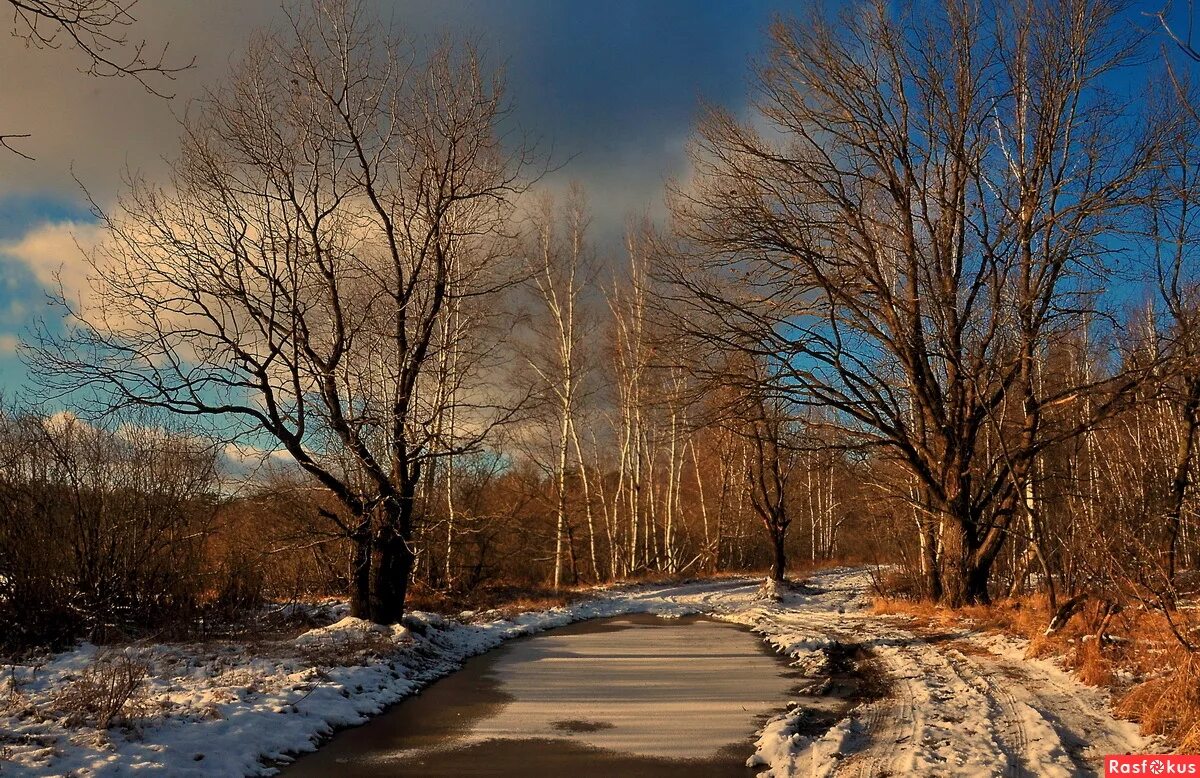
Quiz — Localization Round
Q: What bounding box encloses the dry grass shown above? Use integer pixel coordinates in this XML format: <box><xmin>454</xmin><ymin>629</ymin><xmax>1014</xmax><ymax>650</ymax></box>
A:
<box><xmin>0</xmin><ymin>667</ymin><xmax>34</xmax><ymax>720</ymax></box>
<box><xmin>871</xmin><ymin>596</ymin><xmax>942</xmax><ymax>623</ymax></box>
<box><xmin>1073</xmin><ymin>638</ymin><xmax>1116</xmax><ymax>687</ymax></box>
<box><xmin>1117</xmin><ymin>651</ymin><xmax>1200</xmax><ymax>752</ymax></box>
<box><xmin>51</xmin><ymin>652</ymin><xmax>149</xmax><ymax>729</ymax></box>
<box><xmin>872</xmin><ymin>594</ymin><xmax>1052</xmax><ymax>645</ymax></box>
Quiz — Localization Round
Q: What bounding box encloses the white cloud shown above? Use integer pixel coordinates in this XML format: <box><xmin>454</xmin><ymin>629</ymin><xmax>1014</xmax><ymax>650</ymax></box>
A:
<box><xmin>0</xmin><ymin>220</ymin><xmax>105</xmax><ymax>308</ymax></box>
<box><xmin>0</xmin><ymin>334</ymin><xmax>17</xmax><ymax>354</ymax></box>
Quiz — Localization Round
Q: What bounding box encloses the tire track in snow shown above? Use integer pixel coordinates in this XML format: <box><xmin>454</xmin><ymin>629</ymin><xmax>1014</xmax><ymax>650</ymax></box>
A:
<box><xmin>833</xmin><ymin>649</ymin><xmax>919</xmax><ymax>778</ymax></box>
<box><xmin>941</xmin><ymin>647</ymin><xmax>1034</xmax><ymax>777</ymax></box>
<box><xmin>723</xmin><ymin>568</ymin><xmax>1151</xmax><ymax>777</ymax></box>
<box><xmin>939</xmin><ymin>645</ymin><xmax>1075</xmax><ymax>777</ymax></box>
<box><xmin>846</xmin><ymin>636</ymin><xmax>1010</xmax><ymax>776</ymax></box>
<box><xmin>965</xmin><ymin>640</ymin><xmax>1149</xmax><ymax>773</ymax></box>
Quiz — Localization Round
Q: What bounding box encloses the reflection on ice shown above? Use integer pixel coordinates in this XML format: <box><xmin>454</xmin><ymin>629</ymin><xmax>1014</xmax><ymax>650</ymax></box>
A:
<box><xmin>286</xmin><ymin>614</ymin><xmax>794</xmax><ymax>777</ymax></box>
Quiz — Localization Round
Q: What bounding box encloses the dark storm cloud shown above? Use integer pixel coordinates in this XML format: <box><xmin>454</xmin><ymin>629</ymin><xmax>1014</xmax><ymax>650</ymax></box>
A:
<box><xmin>0</xmin><ymin>0</ymin><xmax>779</xmax><ymax>392</ymax></box>
<box><xmin>0</xmin><ymin>0</ymin><xmax>777</xmax><ymax>237</ymax></box>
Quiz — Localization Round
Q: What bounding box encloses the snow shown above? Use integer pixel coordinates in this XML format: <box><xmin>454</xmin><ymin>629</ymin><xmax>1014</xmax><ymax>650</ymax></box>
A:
<box><xmin>0</xmin><ymin>568</ymin><xmax>1155</xmax><ymax>777</ymax></box>
<box><xmin>757</xmin><ymin>576</ymin><xmax>788</xmax><ymax>601</ymax></box>
<box><xmin>737</xmin><ymin>569</ymin><xmax>1155</xmax><ymax>777</ymax></box>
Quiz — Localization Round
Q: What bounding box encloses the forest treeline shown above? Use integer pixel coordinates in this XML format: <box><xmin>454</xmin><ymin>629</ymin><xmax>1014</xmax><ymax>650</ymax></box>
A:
<box><xmin>4</xmin><ymin>0</ymin><xmax>1200</xmax><ymax>651</ymax></box>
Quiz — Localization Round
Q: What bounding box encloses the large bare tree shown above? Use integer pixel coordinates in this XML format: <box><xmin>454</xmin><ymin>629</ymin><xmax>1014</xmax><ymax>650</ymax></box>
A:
<box><xmin>29</xmin><ymin>0</ymin><xmax>532</xmax><ymax>623</ymax></box>
<box><xmin>659</xmin><ymin>0</ymin><xmax>1165</xmax><ymax>605</ymax></box>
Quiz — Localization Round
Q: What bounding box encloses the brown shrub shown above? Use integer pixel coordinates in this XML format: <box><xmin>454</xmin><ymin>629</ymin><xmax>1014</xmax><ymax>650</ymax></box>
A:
<box><xmin>405</xmin><ymin>580</ymin><xmax>587</xmax><ymax>619</ymax></box>
<box><xmin>872</xmin><ymin>567</ymin><xmax>926</xmax><ymax>600</ymax></box>
<box><xmin>52</xmin><ymin>652</ymin><xmax>149</xmax><ymax>729</ymax></box>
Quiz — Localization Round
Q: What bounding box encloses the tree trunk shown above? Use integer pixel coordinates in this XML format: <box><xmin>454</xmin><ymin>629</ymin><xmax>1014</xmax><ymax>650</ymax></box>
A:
<box><xmin>770</xmin><ymin>522</ymin><xmax>787</xmax><ymax>582</ymax></box>
<box><xmin>369</xmin><ymin>526</ymin><xmax>414</xmax><ymax>624</ymax></box>
<box><xmin>921</xmin><ymin>520</ymin><xmax>943</xmax><ymax>602</ymax></box>
<box><xmin>348</xmin><ymin>519</ymin><xmax>372</xmax><ymax>618</ymax></box>
<box><xmin>368</xmin><ymin>496</ymin><xmax>416</xmax><ymax>624</ymax></box>
<box><xmin>940</xmin><ymin>517</ymin><xmax>989</xmax><ymax>607</ymax></box>
<box><xmin>569</xmin><ymin>423</ymin><xmax>600</xmax><ymax>581</ymax></box>
<box><xmin>1168</xmin><ymin>377</ymin><xmax>1200</xmax><ymax>580</ymax></box>
<box><xmin>913</xmin><ymin>485</ymin><xmax>942</xmax><ymax>601</ymax></box>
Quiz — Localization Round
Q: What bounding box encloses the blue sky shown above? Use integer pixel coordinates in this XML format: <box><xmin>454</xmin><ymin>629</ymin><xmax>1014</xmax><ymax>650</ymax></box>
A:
<box><xmin>0</xmin><ymin>193</ymin><xmax>96</xmax><ymax>398</ymax></box>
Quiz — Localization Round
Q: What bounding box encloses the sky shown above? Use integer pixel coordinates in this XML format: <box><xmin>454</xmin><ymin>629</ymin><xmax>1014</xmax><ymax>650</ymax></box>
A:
<box><xmin>0</xmin><ymin>0</ymin><xmax>1188</xmax><ymax>403</ymax></box>
<box><xmin>0</xmin><ymin>0</ymin><xmax>783</xmax><ymax>398</ymax></box>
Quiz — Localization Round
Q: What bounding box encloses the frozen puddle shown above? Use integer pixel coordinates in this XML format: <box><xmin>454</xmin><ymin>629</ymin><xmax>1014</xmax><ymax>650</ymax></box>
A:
<box><xmin>285</xmin><ymin>614</ymin><xmax>796</xmax><ymax>777</ymax></box>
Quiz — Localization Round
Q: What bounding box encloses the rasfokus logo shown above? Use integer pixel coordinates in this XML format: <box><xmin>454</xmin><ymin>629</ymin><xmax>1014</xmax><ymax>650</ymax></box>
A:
<box><xmin>1106</xmin><ymin>756</ymin><xmax>1200</xmax><ymax>775</ymax></box>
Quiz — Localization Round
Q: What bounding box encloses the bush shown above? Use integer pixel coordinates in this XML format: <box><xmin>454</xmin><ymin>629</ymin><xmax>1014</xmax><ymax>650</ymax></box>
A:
<box><xmin>0</xmin><ymin>409</ymin><xmax>219</xmax><ymax>652</ymax></box>
<box><xmin>52</xmin><ymin>651</ymin><xmax>149</xmax><ymax>729</ymax></box>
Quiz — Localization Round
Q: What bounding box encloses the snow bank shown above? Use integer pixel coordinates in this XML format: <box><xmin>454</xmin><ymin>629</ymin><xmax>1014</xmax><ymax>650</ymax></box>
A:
<box><xmin>0</xmin><ymin>583</ymin><xmax>709</xmax><ymax>776</ymax></box>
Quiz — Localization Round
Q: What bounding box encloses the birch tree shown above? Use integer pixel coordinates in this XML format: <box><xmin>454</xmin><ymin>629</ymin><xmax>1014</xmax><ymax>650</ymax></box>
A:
<box><xmin>525</xmin><ymin>185</ymin><xmax>600</xmax><ymax>587</ymax></box>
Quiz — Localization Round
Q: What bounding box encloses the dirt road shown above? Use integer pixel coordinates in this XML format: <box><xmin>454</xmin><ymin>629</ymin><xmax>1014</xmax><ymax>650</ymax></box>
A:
<box><xmin>646</xmin><ymin>568</ymin><xmax>1153</xmax><ymax>777</ymax></box>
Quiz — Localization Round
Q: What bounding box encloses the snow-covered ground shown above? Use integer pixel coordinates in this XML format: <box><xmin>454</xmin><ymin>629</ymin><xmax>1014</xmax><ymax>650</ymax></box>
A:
<box><xmin>0</xmin><ymin>568</ymin><xmax>1153</xmax><ymax>777</ymax></box>
<box><xmin>737</xmin><ymin>569</ymin><xmax>1156</xmax><ymax>777</ymax></box>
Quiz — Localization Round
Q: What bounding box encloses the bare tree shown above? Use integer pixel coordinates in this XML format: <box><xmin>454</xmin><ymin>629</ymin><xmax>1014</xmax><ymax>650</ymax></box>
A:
<box><xmin>742</xmin><ymin>381</ymin><xmax>795</xmax><ymax>583</ymax></box>
<box><xmin>1152</xmin><ymin>116</ymin><xmax>1200</xmax><ymax>582</ymax></box>
<box><xmin>27</xmin><ymin>0</ymin><xmax>532</xmax><ymax>623</ymax></box>
<box><xmin>4</xmin><ymin>0</ymin><xmax>192</xmax><ymax>158</ymax></box>
<box><xmin>658</xmin><ymin>0</ymin><xmax>1164</xmax><ymax>605</ymax></box>
<box><xmin>525</xmin><ymin>184</ymin><xmax>600</xmax><ymax>587</ymax></box>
